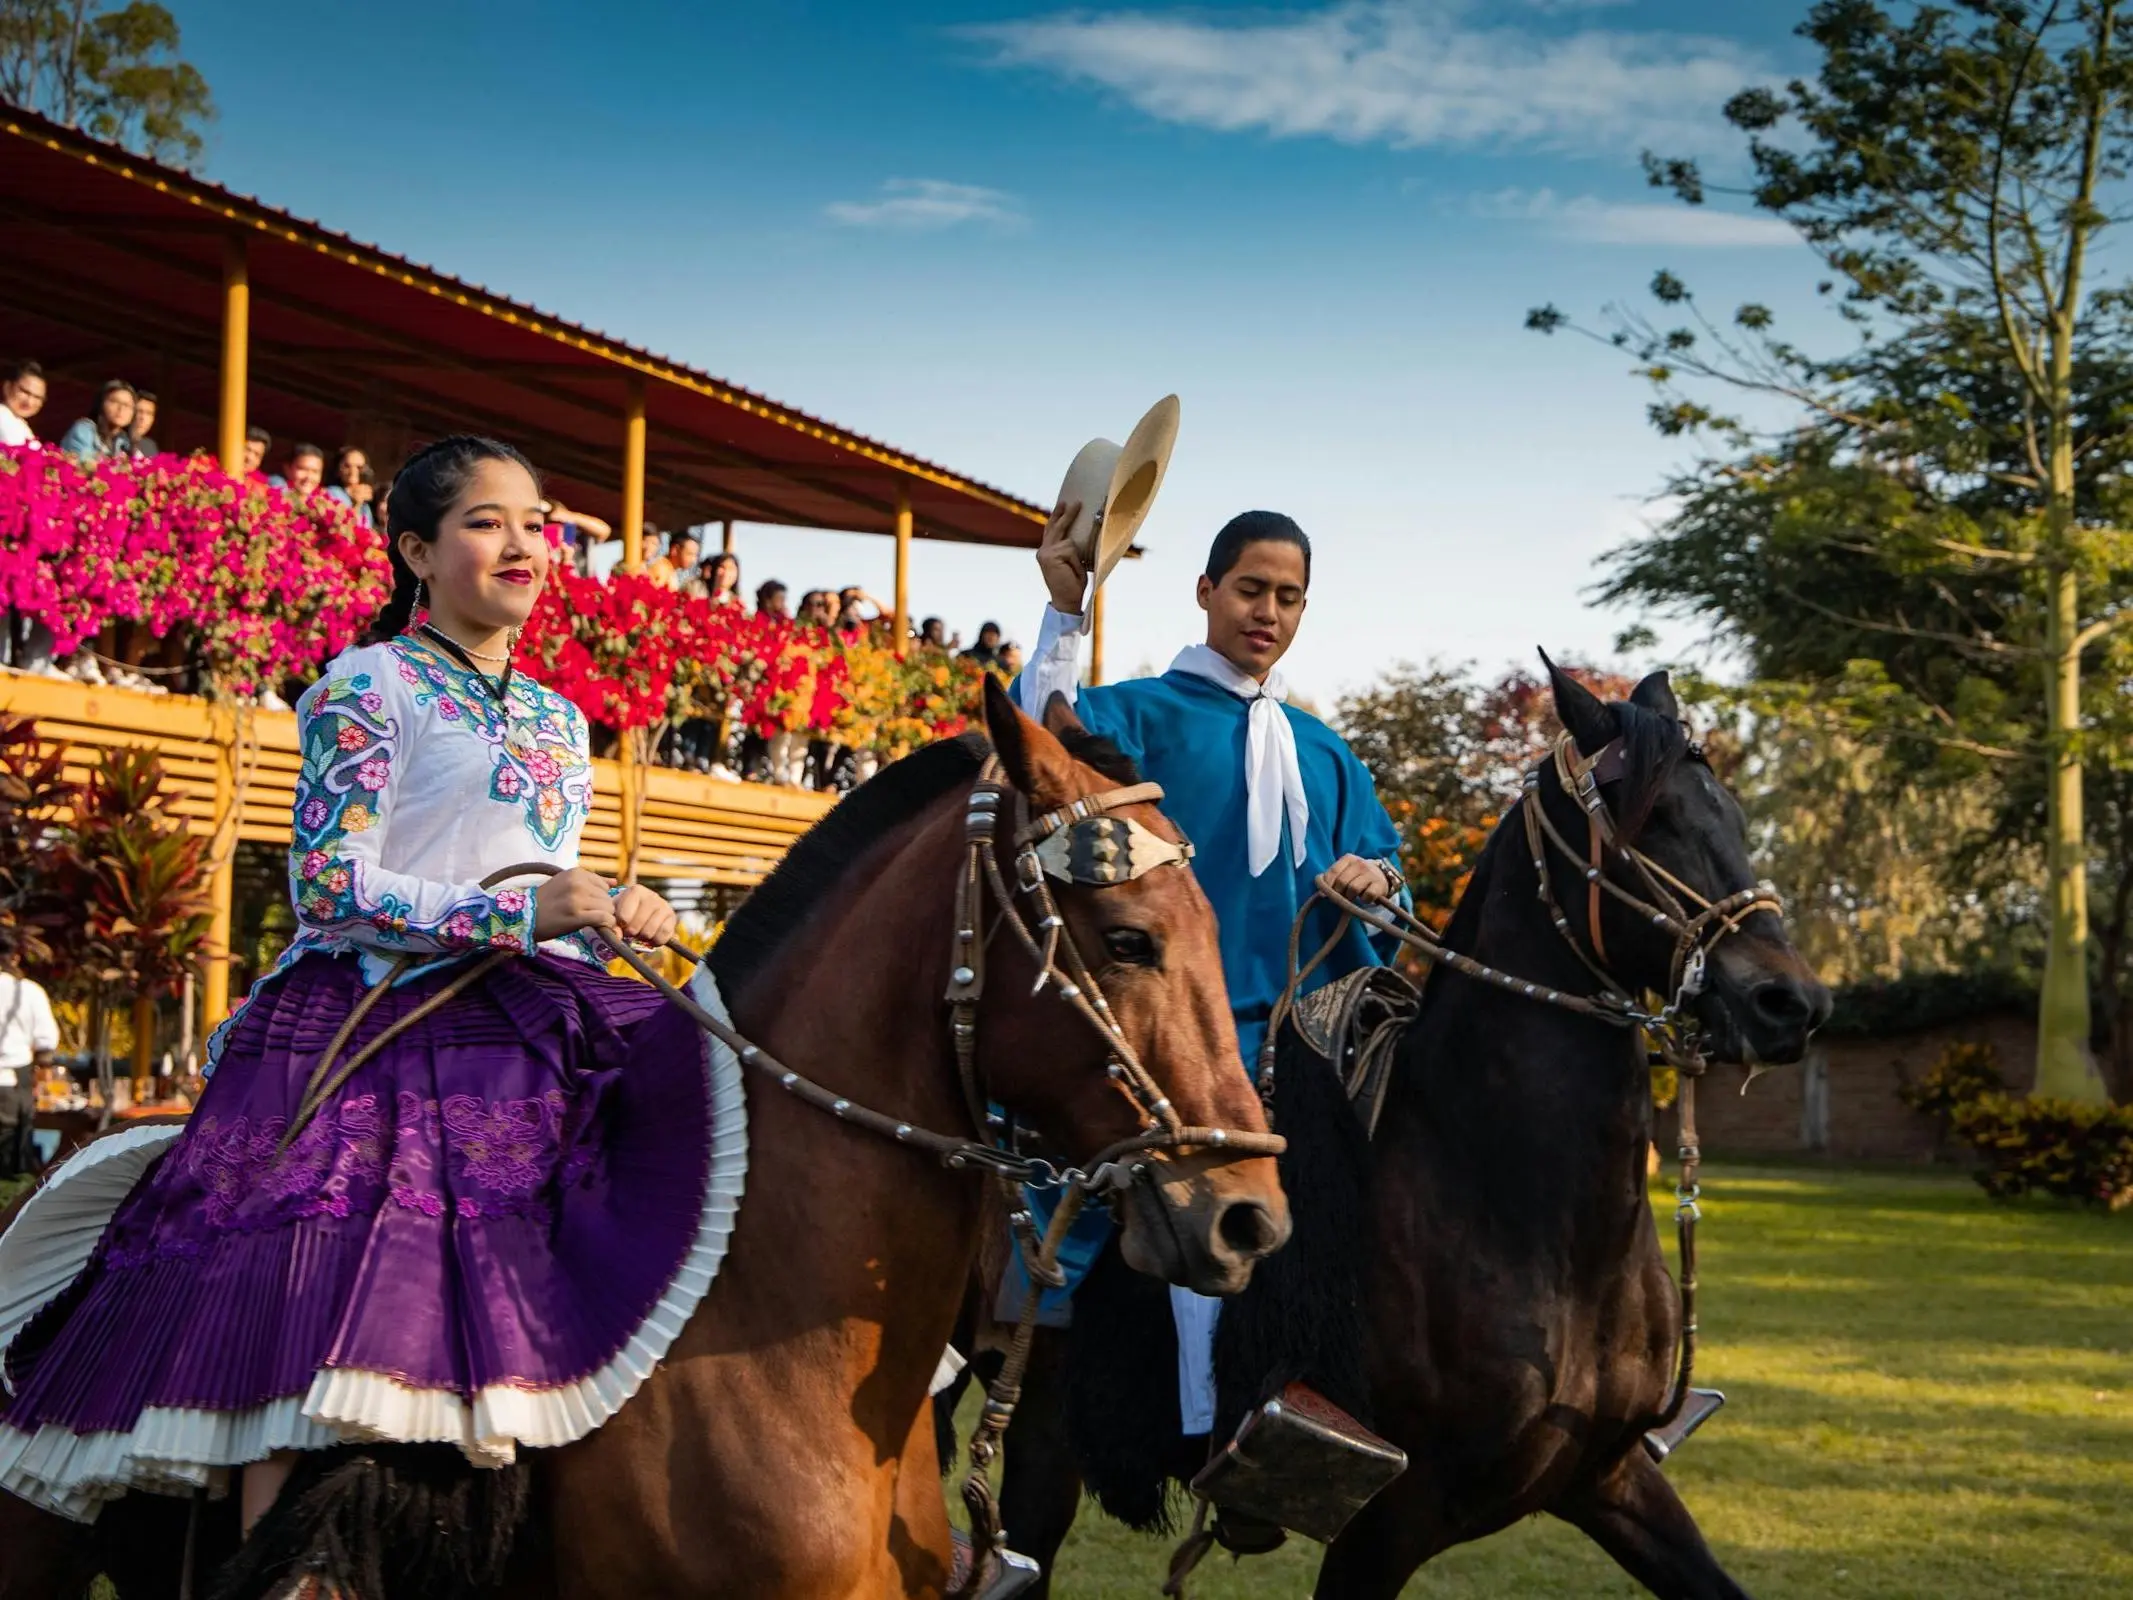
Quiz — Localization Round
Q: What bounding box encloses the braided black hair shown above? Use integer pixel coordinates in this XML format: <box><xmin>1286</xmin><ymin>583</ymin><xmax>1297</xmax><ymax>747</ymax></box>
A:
<box><xmin>364</xmin><ymin>435</ymin><xmax>540</xmax><ymax>645</ymax></box>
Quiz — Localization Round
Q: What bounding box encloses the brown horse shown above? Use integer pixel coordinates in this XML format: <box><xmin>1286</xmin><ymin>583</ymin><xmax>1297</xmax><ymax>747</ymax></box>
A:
<box><xmin>972</xmin><ymin>666</ymin><xmax>1830</xmax><ymax>1600</ymax></box>
<box><xmin>0</xmin><ymin>680</ymin><xmax>1290</xmax><ymax>1599</ymax></box>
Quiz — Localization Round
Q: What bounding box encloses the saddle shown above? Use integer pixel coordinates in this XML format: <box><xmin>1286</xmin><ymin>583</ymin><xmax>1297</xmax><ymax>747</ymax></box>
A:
<box><xmin>1285</xmin><ymin>965</ymin><xmax>1421</xmax><ymax>1139</ymax></box>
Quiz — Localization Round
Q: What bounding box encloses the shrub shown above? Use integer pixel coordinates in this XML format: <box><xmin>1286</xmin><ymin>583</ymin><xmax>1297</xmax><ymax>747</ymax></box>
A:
<box><xmin>1950</xmin><ymin>1094</ymin><xmax>2133</xmax><ymax>1211</ymax></box>
<box><xmin>1898</xmin><ymin>1040</ymin><xmax>2006</xmax><ymax>1119</ymax></box>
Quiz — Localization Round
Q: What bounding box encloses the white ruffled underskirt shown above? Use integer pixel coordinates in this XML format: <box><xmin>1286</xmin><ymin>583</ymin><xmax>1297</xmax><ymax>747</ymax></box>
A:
<box><xmin>0</xmin><ymin>966</ymin><xmax>752</xmax><ymax>1523</ymax></box>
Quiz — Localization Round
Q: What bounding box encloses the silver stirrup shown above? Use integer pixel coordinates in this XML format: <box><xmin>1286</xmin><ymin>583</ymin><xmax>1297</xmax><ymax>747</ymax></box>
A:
<box><xmin>1643</xmin><ymin>1387</ymin><xmax>1726</xmax><ymax>1462</ymax></box>
<box><xmin>950</xmin><ymin>1531</ymin><xmax>1043</xmax><ymax>1598</ymax></box>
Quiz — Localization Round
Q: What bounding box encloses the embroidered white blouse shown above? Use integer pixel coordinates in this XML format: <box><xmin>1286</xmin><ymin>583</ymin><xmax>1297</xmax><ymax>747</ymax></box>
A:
<box><xmin>206</xmin><ymin>633</ymin><xmax>600</xmax><ymax>1068</ymax></box>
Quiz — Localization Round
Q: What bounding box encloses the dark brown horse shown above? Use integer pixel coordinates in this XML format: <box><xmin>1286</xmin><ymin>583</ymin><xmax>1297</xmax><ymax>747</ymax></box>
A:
<box><xmin>1</xmin><ymin>681</ymin><xmax>1290</xmax><ymax>1599</ymax></box>
<box><xmin>973</xmin><ymin>665</ymin><xmax>1830</xmax><ymax>1600</ymax></box>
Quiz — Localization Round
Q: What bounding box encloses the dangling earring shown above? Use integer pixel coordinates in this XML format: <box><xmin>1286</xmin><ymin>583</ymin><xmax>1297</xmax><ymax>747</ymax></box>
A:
<box><xmin>412</xmin><ymin>578</ymin><xmax>427</xmax><ymax>620</ymax></box>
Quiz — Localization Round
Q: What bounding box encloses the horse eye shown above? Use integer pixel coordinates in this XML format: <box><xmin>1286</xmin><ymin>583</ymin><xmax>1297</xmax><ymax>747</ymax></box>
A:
<box><xmin>1103</xmin><ymin>927</ymin><xmax>1160</xmax><ymax>968</ymax></box>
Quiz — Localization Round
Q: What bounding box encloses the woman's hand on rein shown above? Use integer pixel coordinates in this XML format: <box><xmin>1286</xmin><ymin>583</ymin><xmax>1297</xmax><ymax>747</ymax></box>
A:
<box><xmin>612</xmin><ymin>884</ymin><xmax>679</xmax><ymax>950</ymax></box>
<box><xmin>533</xmin><ymin>871</ymin><xmax>680</xmax><ymax>950</ymax></box>
<box><xmin>532</xmin><ymin>867</ymin><xmax>621</xmax><ymax>942</ymax></box>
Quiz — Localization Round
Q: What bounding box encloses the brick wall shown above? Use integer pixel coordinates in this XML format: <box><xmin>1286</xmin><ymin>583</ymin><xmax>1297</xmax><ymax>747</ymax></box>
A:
<box><xmin>1665</xmin><ymin>1010</ymin><xmax>2035</xmax><ymax>1163</ymax></box>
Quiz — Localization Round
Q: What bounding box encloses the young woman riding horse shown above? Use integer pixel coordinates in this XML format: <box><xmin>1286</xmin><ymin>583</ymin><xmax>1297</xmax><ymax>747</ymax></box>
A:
<box><xmin>979</xmin><ymin>664</ymin><xmax>1832</xmax><ymax>1600</ymax></box>
<box><xmin>0</xmin><ymin>437</ymin><xmax>1289</xmax><ymax>1600</ymax></box>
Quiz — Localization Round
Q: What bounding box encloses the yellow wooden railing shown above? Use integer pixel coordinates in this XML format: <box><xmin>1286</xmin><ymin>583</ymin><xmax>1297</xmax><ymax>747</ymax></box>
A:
<box><xmin>0</xmin><ymin>674</ymin><xmax>836</xmax><ymax>1028</ymax></box>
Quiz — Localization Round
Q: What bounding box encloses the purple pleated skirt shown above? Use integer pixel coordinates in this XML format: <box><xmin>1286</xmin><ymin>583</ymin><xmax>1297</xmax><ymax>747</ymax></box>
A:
<box><xmin>0</xmin><ymin>951</ymin><xmax>721</xmax><ymax>1518</ymax></box>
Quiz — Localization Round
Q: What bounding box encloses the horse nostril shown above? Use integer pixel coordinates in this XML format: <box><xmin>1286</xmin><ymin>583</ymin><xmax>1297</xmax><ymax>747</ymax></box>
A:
<box><xmin>1750</xmin><ymin>978</ymin><xmax>1814</xmax><ymax>1030</ymax></box>
<box><xmin>1217</xmin><ymin>1198</ymin><xmax>1282</xmax><ymax>1258</ymax></box>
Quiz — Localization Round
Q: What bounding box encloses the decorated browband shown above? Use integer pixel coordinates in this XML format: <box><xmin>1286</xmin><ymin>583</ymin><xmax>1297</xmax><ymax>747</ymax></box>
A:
<box><xmin>1033</xmin><ymin>814</ymin><xmax>1195</xmax><ymax>886</ymax></box>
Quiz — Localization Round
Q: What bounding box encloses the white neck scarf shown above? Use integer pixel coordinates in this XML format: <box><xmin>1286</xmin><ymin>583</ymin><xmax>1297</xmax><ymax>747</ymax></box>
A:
<box><xmin>1168</xmin><ymin>644</ymin><xmax>1308</xmax><ymax>877</ymax></box>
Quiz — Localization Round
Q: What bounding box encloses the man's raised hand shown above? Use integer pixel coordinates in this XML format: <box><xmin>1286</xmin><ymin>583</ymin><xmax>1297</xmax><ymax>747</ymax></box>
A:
<box><xmin>1038</xmin><ymin>498</ymin><xmax>1089</xmax><ymax>616</ymax></box>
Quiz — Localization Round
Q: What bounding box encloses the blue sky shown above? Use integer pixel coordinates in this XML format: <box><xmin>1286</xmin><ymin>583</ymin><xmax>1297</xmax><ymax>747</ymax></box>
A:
<box><xmin>173</xmin><ymin>0</ymin><xmax>1834</xmax><ymax>702</ymax></box>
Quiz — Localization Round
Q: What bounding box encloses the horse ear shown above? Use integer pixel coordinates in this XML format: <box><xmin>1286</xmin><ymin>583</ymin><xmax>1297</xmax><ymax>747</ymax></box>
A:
<box><xmin>982</xmin><ymin>676</ymin><xmax>1080</xmax><ymax>806</ymax></box>
<box><xmin>1629</xmin><ymin>670</ymin><xmax>1681</xmax><ymax>721</ymax></box>
<box><xmin>1539</xmin><ymin>648</ymin><xmax>1618</xmax><ymax>759</ymax></box>
<box><xmin>1041</xmin><ymin>691</ymin><xmax>1089</xmax><ymax>741</ymax></box>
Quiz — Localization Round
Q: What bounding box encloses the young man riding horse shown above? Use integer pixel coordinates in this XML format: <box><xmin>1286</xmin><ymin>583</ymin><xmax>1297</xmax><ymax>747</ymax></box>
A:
<box><xmin>1012</xmin><ymin>498</ymin><xmax>1408</xmax><ymax>1539</ymax></box>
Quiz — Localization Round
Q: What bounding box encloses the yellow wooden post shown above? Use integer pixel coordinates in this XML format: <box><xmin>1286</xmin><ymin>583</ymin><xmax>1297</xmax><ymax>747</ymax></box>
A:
<box><xmin>617</xmin><ymin>731</ymin><xmax>641</xmax><ymax>884</ymax></box>
<box><xmin>892</xmin><ymin>483</ymin><xmax>912</xmax><ymax>658</ymax></box>
<box><xmin>621</xmin><ymin>377</ymin><xmax>647</xmax><ymax>572</ymax></box>
<box><xmin>1089</xmin><ymin>584</ymin><xmax>1107</xmax><ymax>687</ymax></box>
<box><xmin>217</xmin><ymin>235</ymin><xmax>249</xmax><ymax>474</ymax></box>
<box><xmin>720</xmin><ymin>519</ymin><xmax>735</xmax><ymax>555</ymax></box>
<box><xmin>200</xmin><ymin>701</ymin><xmax>236</xmax><ymax>1038</ymax></box>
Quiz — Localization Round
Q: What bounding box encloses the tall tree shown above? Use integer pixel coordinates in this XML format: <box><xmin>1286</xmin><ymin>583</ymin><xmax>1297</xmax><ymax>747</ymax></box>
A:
<box><xmin>0</xmin><ymin>0</ymin><xmax>213</xmax><ymax>165</ymax></box>
<box><xmin>1531</xmin><ymin>0</ymin><xmax>2133</xmax><ymax>1102</ymax></box>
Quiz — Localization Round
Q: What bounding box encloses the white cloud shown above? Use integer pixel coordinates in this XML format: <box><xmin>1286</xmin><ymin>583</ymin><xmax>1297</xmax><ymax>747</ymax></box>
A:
<box><xmin>1471</xmin><ymin>186</ymin><xmax>1798</xmax><ymax>247</ymax></box>
<box><xmin>967</xmin><ymin>0</ymin><xmax>1766</xmax><ymax>156</ymax></box>
<box><xmin>824</xmin><ymin>178</ymin><xmax>1026</xmax><ymax>231</ymax></box>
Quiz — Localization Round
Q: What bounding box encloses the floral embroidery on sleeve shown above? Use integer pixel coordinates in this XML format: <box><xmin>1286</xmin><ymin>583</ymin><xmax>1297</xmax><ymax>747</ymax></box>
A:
<box><xmin>289</xmin><ymin>666</ymin><xmax>539</xmax><ymax>955</ymax></box>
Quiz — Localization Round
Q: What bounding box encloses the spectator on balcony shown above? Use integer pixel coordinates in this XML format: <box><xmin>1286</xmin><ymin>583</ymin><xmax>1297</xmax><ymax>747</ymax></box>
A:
<box><xmin>755</xmin><ymin>580</ymin><xmax>790</xmax><ymax>621</ymax></box>
<box><xmin>918</xmin><ymin>616</ymin><xmax>949</xmax><ymax>650</ymax></box>
<box><xmin>835</xmin><ymin>587</ymin><xmax>884</xmax><ymax>645</ymax></box>
<box><xmin>703</xmin><ymin>551</ymin><xmax>742</xmax><ymax>610</ymax></box>
<box><xmin>284</xmin><ymin>444</ymin><xmax>326</xmax><ymax>502</ymax></box>
<box><xmin>798</xmin><ymin>590</ymin><xmax>836</xmax><ymax>630</ymax></box>
<box><xmin>960</xmin><ymin>621</ymin><xmax>1003</xmax><ymax>671</ymax></box>
<box><xmin>243</xmin><ymin>425</ymin><xmax>272</xmax><ymax>481</ymax></box>
<box><xmin>996</xmin><ymin>640</ymin><xmax>1023</xmax><ymax>679</ymax></box>
<box><xmin>542</xmin><ymin>500</ymin><xmax>611</xmax><ymax>574</ymax></box>
<box><xmin>0</xmin><ymin>360</ymin><xmax>45</xmax><ymax>449</ymax></box>
<box><xmin>647</xmin><ymin>530</ymin><xmax>701</xmax><ymax>591</ymax></box>
<box><xmin>674</xmin><ymin>550</ymin><xmax>725</xmax><ymax>601</ymax></box>
<box><xmin>125</xmin><ymin>390</ymin><xmax>159</xmax><ymax>456</ymax></box>
<box><xmin>58</xmin><ymin>379</ymin><xmax>137</xmax><ymax>461</ymax></box>
<box><xmin>327</xmin><ymin>446</ymin><xmax>377</xmax><ymax>527</ymax></box>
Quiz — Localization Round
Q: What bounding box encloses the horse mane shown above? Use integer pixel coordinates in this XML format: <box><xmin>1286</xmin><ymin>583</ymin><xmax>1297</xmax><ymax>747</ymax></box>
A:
<box><xmin>710</xmin><ymin>732</ymin><xmax>990</xmax><ymax>996</ymax></box>
<box><xmin>1056</xmin><ymin>726</ymin><xmax>1141</xmax><ymax>786</ymax></box>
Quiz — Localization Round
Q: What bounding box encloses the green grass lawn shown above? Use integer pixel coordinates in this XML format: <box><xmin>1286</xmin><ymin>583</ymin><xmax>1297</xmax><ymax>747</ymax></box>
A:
<box><xmin>979</xmin><ymin>1165</ymin><xmax>2133</xmax><ymax>1598</ymax></box>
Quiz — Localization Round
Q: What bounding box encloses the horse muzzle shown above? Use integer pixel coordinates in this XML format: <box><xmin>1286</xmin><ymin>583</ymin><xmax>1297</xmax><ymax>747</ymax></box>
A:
<box><xmin>1698</xmin><ymin>939</ymin><xmax>1832</xmax><ymax>1067</ymax></box>
<box><xmin>1116</xmin><ymin>1151</ymin><xmax>1291</xmax><ymax>1296</ymax></box>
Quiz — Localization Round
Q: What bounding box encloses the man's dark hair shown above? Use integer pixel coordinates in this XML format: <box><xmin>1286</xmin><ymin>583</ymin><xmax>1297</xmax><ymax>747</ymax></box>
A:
<box><xmin>756</xmin><ymin>580</ymin><xmax>787</xmax><ymax>606</ymax></box>
<box><xmin>289</xmin><ymin>442</ymin><xmax>325</xmax><ymax>465</ymax></box>
<box><xmin>2</xmin><ymin>359</ymin><xmax>42</xmax><ymax>387</ymax></box>
<box><xmin>1205</xmin><ymin>510</ymin><xmax>1311</xmax><ymax>587</ymax></box>
<box><xmin>134</xmin><ymin>389</ymin><xmax>156</xmax><ymax>406</ymax></box>
<box><xmin>246</xmin><ymin>424</ymin><xmax>272</xmax><ymax>446</ymax></box>
<box><xmin>977</xmin><ymin>620</ymin><xmax>1000</xmax><ymax>642</ymax></box>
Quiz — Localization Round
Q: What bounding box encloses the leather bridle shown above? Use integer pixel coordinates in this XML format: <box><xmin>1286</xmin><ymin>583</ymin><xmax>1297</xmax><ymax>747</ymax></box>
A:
<box><xmin>945</xmin><ymin>757</ymin><xmax>1284</xmax><ymax>1198</ymax></box>
<box><xmin>1520</xmin><ymin>732</ymin><xmax>1781</xmax><ymax>1033</ymax></box>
